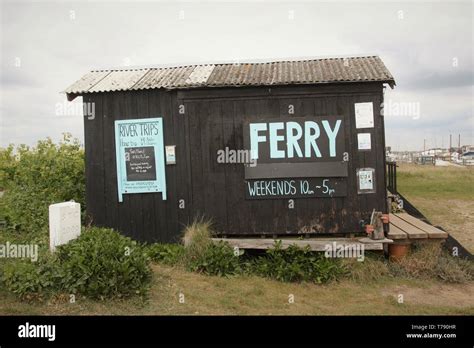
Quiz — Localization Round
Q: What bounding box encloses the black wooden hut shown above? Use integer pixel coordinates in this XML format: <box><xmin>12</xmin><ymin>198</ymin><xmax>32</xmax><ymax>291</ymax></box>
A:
<box><xmin>65</xmin><ymin>56</ymin><xmax>395</xmax><ymax>243</ymax></box>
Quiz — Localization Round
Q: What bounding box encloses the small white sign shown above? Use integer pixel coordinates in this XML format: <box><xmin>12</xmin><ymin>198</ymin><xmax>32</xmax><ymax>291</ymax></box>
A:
<box><xmin>355</xmin><ymin>102</ymin><xmax>374</xmax><ymax>129</ymax></box>
<box><xmin>165</xmin><ymin>145</ymin><xmax>176</xmax><ymax>165</ymax></box>
<box><xmin>358</xmin><ymin>170</ymin><xmax>374</xmax><ymax>190</ymax></box>
<box><xmin>357</xmin><ymin>133</ymin><xmax>371</xmax><ymax>150</ymax></box>
<box><xmin>49</xmin><ymin>201</ymin><xmax>81</xmax><ymax>252</ymax></box>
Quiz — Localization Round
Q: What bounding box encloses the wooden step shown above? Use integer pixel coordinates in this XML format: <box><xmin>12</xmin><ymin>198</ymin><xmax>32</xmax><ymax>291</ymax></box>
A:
<box><xmin>394</xmin><ymin>213</ymin><xmax>448</xmax><ymax>239</ymax></box>
<box><xmin>387</xmin><ymin>224</ymin><xmax>408</xmax><ymax>240</ymax></box>
<box><xmin>389</xmin><ymin>214</ymin><xmax>428</xmax><ymax>239</ymax></box>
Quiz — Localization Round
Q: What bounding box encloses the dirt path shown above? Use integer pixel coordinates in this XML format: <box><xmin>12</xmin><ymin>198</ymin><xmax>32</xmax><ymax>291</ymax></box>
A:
<box><xmin>381</xmin><ymin>283</ymin><xmax>474</xmax><ymax>308</ymax></box>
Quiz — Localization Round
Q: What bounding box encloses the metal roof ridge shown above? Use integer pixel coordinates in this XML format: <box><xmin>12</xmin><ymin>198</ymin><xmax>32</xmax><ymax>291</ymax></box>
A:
<box><xmin>87</xmin><ymin>55</ymin><xmax>383</xmax><ymax>73</ymax></box>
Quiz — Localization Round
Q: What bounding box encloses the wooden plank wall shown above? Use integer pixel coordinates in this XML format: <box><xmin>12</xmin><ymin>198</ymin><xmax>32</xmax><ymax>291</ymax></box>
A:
<box><xmin>84</xmin><ymin>83</ymin><xmax>387</xmax><ymax>242</ymax></box>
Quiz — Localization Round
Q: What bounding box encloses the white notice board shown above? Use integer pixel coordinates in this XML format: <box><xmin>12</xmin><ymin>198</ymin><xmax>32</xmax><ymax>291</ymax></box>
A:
<box><xmin>357</xmin><ymin>133</ymin><xmax>371</xmax><ymax>150</ymax></box>
<box><xmin>355</xmin><ymin>102</ymin><xmax>374</xmax><ymax>129</ymax></box>
<box><xmin>357</xmin><ymin>167</ymin><xmax>376</xmax><ymax>194</ymax></box>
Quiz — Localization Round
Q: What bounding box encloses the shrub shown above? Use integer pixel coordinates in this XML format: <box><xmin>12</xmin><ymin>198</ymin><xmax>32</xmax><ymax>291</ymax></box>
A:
<box><xmin>1</xmin><ymin>227</ymin><xmax>152</xmax><ymax>300</ymax></box>
<box><xmin>187</xmin><ymin>241</ymin><xmax>241</xmax><ymax>276</ymax></box>
<box><xmin>1</xmin><ymin>251</ymin><xmax>68</xmax><ymax>301</ymax></box>
<box><xmin>55</xmin><ymin>227</ymin><xmax>151</xmax><ymax>298</ymax></box>
<box><xmin>180</xmin><ymin>219</ymin><xmax>241</xmax><ymax>276</ymax></box>
<box><xmin>2</xmin><ymin>261</ymin><xmax>48</xmax><ymax>299</ymax></box>
<box><xmin>144</xmin><ymin>243</ymin><xmax>184</xmax><ymax>265</ymax></box>
<box><xmin>179</xmin><ymin>221</ymin><xmax>345</xmax><ymax>282</ymax></box>
<box><xmin>0</xmin><ymin>134</ymin><xmax>85</xmax><ymax>235</ymax></box>
<box><xmin>249</xmin><ymin>241</ymin><xmax>345</xmax><ymax>283</ymax></box>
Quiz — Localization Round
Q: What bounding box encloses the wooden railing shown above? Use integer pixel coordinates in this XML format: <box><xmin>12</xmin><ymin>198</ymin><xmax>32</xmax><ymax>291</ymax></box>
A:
<box><xmin>386</xmin><ymin>161</ymin><xmax>397</xmax><ymax>193</ymax></box>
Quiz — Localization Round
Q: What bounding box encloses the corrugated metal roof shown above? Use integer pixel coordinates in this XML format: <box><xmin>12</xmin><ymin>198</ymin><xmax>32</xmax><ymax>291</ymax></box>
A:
<box><xmin>185</xmin><ymin>64</ymin><xmax>215</xmax><ymax>85</ymax></box>
<box><xmin>88</xmin><ymin>69</ymin><xmax>149</xmax><ymax>93</ymax></box>
<box><xmin>64</xmin><ymin>56</ymin><xmax>395</xmax><ymax>99</ymax></box>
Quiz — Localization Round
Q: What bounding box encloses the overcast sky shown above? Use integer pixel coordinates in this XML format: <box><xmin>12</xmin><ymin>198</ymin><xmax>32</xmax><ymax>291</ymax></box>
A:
<box><xmin>1</xmin><ymin>0</ymin><xmax>472</xmax><ymax>151</ymax></box>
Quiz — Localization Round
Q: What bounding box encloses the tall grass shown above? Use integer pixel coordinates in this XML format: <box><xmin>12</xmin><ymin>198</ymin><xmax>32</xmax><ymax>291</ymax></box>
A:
<box><xmin>389</xmin><ymin>242</ymin><xmax>473</xmax><ymax>283</ymax></box>
<box><xmin>181</xmin><ymin>217</ymin><xmax>214</xmax><ymax>265</ymax></box>
<box><xmin>344</xmin><ymin>242</ymin><xmax>473</xmax><ymax>284</ymax></box>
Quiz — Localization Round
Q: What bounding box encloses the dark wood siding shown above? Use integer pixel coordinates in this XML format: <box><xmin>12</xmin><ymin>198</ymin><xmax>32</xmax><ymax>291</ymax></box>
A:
<box><xmin>85</xmin><ymin>82</ymin><xmax>387</xmax><ymax>242</ymax></box>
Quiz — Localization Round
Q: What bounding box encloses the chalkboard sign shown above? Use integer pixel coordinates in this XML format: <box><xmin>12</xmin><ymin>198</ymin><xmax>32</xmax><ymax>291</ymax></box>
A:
<box><xmin>245</xmin><ymin>177</ymin><xmax>347</xmax><ymax>200</ymax></box>
<box><xmin>115</xmin><ymin>118</ymin><xmax>167</xmax><ymax>202</ymax></box>
<box><xmin>125</xmin><ymin>146</ymin><xmax>157</xmax><ymax>181</ymax></box>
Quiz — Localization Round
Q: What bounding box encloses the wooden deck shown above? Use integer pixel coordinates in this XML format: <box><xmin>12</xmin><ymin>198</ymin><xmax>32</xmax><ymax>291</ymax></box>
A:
<box><xmin>211</xmin><ymin>237</ymin><xmax>385</xmax><ymax>251</ymax></box>
<box><xmin>388</xmin><ymin>213</ymin><xmax>448</xmax><ymax>240</ymax></box>
<box><xmin>211</xmin><ymin>213</ymin><xmax>448</xmax><ymax>251</ymax></box>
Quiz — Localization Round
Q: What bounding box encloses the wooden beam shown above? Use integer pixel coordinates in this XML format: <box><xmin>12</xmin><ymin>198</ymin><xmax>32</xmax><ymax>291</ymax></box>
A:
<box><xmin>394</xmin><ymin>213</ymin><xmax>448</xmax><ymax>239</ymax></box>
<box><xmin>211</xmin><ymin>238</ymin><xmax>384</xmax><ymax>251</ymax></box>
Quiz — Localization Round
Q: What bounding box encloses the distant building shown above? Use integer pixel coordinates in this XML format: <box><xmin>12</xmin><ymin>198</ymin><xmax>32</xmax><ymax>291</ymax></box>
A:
<box><xmin>438</xmin><ymin>152</ymin><xmax>452</xmax><ymax>161</ymax></box>
<box><xmin>421</xmin><ymin>148</ymin><xmax>443</xmax><ymax>156</ymax></box>
<box><xmin>415</xmin><ymin>155</ymin><xmax>435</xmax><ymax>165</ymax></box>
<box><xmin>451</xmin><ymin>152</ymin><xmax>461</xmax><ymax>162</ymax></box>
<box><xmin>461</xmin><ymin>151</ymin><xmax>474</xmax><ymax>160</ymax></box>
<box><xmin>461</xmin><ymin>145</ymin><xmax>474</xmax><ymax>153</ymax></box>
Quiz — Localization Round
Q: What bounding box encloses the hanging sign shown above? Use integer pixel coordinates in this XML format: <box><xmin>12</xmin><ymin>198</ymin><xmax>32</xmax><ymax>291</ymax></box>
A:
<box><xmin>115</xmin><ymin>118</ymin><xmax>167</xmax><ymax>202</ymax></box>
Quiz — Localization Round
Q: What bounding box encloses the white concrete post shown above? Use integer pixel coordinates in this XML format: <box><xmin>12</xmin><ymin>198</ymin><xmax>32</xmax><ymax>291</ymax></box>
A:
<box><xmin>49</xmin><ymin>201</ymin><xmax>81</xmax><ymax>252</ymax></box>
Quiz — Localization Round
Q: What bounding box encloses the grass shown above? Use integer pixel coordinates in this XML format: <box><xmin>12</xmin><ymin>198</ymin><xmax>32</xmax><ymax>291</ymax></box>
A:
<box><xmin>0</xmin><ymin>163</ymin><xmax>472</xmax><ymax>315</ymax></box>
<box><xmin>0</xmin><ymin>264</ymin><xmax>472</xmax><ymax>315</ymax></box>
<box><xmin>397</xmin><ymin>163</ymin><xmax>474</xmax><ymax>251</ymax></box>
<box><xmin>397</xmin><ymin>163</ymin><xmax>474</xmax><ymax>200</ymax></box>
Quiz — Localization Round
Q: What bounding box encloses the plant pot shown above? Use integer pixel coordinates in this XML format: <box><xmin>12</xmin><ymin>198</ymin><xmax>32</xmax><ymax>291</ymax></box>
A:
<box><xmin>365</xmin><ymin>224</ymin><xmax>374</xmax><ymax>234</ymax></box>
<box><xmin>388</xmin><ymin>243</ymin><xmax>409</xmax><ymax>261</ymax></box>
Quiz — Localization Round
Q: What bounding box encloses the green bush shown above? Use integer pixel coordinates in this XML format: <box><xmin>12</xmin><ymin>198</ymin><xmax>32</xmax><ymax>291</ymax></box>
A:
<box><xmin>187</xmin><ymin>241</ymin><xmax>241</xmax><ymax>276</ymax></box>
<box><xmin>2</xmin><ymin>261</ymin><xmax>47</xmax><ymax>299</ymax></box>
<box><xmin>1</xmin><ymin>227</ymin><xmax>152</xmax><ymax>300</ymax></box>
<box><xmin>0</xmin><ymin>134</ymin><xmax>85</xmax><ymax>235</ymax></box>
<box><xmin>249</xmin><ymin>241</ymin><xmax>345</xmax><ymax>283</ymax></box>
<box><xmin>55</xmin><ymin>227</ymin><xmax>151</xmax><ymax>298</ymax></box>
<box><xmin>144</xmin><ymin>243</ymin><xmax>184</xmax><ymax>265</ymax></box>
<box><xmin>180</xmin><ymin>219</ymin><xmax>241</xmax><ymax>276</ymax></box>
<box><xmin>178</xmin><ymin>221</ymin><xmax>345</xmax><ymax>281</ymax></box>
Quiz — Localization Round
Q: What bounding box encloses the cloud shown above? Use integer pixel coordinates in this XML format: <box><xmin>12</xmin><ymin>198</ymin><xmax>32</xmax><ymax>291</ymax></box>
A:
<box><xmin>0</xmin><ymin>1</ymin><xmax>472</xmax><ymax>151</ymax></box>
<box><xmin>401</xmin><ymin>70</ymin><xmax>474</xmax><ymax>90</ymax></box>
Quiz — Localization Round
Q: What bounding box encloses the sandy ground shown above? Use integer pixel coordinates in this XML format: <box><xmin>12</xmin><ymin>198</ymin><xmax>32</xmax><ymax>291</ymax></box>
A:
<box><xmin>408</xmin><ymin>197</ymin><xmax>474</xmax><ymax>252</ymax></box>
<box><xmin>382</xmin><ymin>283</ymin><xmax>474</xmax><ymax>308</ymax></box>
